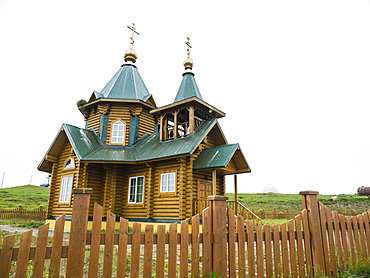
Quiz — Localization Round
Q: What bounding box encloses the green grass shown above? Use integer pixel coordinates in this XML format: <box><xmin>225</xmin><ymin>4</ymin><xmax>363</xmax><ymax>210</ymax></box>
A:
<box><xmin>0</xmin><ymin>184</ymin><xmax>49</xmax><ymax>210</ymax></box>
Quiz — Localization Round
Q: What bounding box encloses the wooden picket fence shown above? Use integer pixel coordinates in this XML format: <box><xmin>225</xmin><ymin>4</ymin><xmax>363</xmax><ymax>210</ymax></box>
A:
<box><xmin>1</xmin><ymin>189</ymin><xmax>370</xmax><ymax>277</ymax></box>
<box><xmin>0</xmin><ymin>206</ymin><xmax>46</xmax><ymax>221</ymax></box>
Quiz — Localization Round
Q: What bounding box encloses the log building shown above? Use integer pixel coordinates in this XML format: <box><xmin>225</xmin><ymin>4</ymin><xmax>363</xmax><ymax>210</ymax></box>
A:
<box><xmin>38</xmin><ymin>28</ymin><xmax>251</xmax><ymax>222</ymax></box>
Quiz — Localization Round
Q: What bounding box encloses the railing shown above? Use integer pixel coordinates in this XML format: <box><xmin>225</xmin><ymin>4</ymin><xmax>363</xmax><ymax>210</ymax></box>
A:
<box><xmin>0</xmin><ymin>206</ymin><xmax>46</xmax><ymax>221</ymax></box>
<box><xmin>226</xmin><ymin>200</ymin><xmax>260</xmax><ymax>224</ymax></box>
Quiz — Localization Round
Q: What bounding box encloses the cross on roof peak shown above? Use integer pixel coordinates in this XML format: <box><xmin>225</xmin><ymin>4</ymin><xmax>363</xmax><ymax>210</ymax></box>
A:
<box><xmin>127</xmin><ymin>23</ymin><xmax>139</xmax><ymax>49</ymax></box>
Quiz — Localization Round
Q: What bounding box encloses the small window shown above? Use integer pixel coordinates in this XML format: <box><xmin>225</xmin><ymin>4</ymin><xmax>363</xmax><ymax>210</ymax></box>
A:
<box><xmin>128</xmin><ymin>176</ymin><xmax>144</xmax><ymax>204</ymax></box>
<box><xmin>160</xmin><ymin>172</ymin><xmax>176</xmax><ymax>192</ymax></box>
<box><xmin>64</xmin><ymin>158</ymin><xmax>75</xmax><ymax>169</ymax></box>
<box><xmin>59</xmin><ymin>176</ymin><xmax>73</xmax><ymax>203</ymax></box>
<box><xmin>111</xmin><ymin>120</ymin><xmax>125</xmax><ymax>144</ymax></box>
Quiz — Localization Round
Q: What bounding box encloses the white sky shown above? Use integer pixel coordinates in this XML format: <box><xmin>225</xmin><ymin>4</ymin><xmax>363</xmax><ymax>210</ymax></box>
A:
<box><xmin>1</xmin><ymin>0</ymin><xmax>370</xmax><ymax>195</ymax></box>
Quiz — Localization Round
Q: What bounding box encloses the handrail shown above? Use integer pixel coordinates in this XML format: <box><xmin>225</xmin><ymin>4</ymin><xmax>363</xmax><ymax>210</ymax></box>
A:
<box><xmin>226</xmin><ymin>200</ymin><xmax>260</xmax><ymax>224</ymax></box>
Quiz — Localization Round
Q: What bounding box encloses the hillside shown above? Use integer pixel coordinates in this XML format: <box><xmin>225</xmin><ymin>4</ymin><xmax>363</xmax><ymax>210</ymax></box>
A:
<box><xmin>0</xmin><ymin>185</ymin><xmax>49</xmax><ymax>210</ymax></box>
<box><xmin>226</xmin><ymin>193</ymin><xmax>370</xmax><ymax>214</ymax></box>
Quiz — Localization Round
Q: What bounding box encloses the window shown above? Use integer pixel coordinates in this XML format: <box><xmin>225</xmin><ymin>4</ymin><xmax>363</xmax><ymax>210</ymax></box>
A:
<box><xmin>111</xmin><ymin>120</ymin><xmax>125</xmax><ymax>144</ymax></box>
<box><xmin>64</xmin><ymin>158</ymin><xmax>74</xmax><ymax>169</ymax></box>
<box><xmin>59</xmin><ymin>176</ymin><xmax>73</xmax><ymax>203</ymax></box>
<box><xmin>160</xmin><ymin>172</ymin><xmax>176</xmax><ymax>192</ymax></box>
<box><xmin>128</xmin><ymin>176</ymin><xmax>144</xmax><ymax>204</ymax></box>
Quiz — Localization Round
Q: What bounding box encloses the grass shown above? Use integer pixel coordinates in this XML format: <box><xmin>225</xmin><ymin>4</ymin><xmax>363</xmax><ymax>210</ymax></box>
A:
<box><xmin>0</xmin><ymin>184</ymin><xmax>49</xmax><ymax>210</ymax></box>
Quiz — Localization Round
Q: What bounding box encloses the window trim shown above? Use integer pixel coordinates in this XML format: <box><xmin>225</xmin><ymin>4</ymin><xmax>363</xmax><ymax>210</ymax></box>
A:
<box><xmin>63</xmin><ymin>157</ymin><xmax>75</xmax><ymax>171</ymax></box>
<box><xmin>110</xmin><ymin>119</ymin><xmax>126</xmax><ymax>145</ymax></box>
<box><xmin>58</xmin><ymin>175</ymin><xmax>74</xmax><ymax>204</ymax></box>
<box><xmin>127</xmin><ymin>175</ymin><xmax>145</xmax><ymax>205</ymax></box>
<box><xmin>159</xmin><ymin>170</ymin><xmax>177</xmax><ymax>195</ymax></box>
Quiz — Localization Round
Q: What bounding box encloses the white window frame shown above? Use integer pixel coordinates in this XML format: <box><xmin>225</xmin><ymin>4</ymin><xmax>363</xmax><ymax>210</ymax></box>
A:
<box><xmin>160</xmin><ymin>172</ymin><xmax>176</xmax><ymax>193</ymax></box>
<box><xmin>128</xmin><ymin>176</ymin><xmax>145</xmax><ymax>204</ymax></box>
<box><xmin>59</xmin><ymin>176</ymin><xmax>73</xmax><ymax>203</ymax></box>
<box><xmin>111</xmin><ymin>120</ymin><xmax>125</xmax><ymax>144</ymax></box>
<box><xmin>63</xmin><ymin>157</ymin><xmax>75</xmax><ymax>169</ymax></box>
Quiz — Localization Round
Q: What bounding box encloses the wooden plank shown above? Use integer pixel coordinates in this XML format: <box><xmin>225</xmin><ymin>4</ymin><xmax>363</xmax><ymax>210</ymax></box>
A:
<box><xmin>130</xmin><ymin>222</ymin><xmax>141</xmax><ymax>278</ymax></box>
<box><xmin>287</xmin><ymin>219</ymin><xmax>298</xmax><ymax>278</ymax></box>
<box><xmin>237</xmin><ymin>215</ymin><xmax>246</xmax><ymax>278</ymax></box>
<box><xmin>103</xmin><ymin>211</ymin><xmax>115</xmax><ymax>278</ymax></box>
<box><xmin>32</xmin><ymin>223</ymin><xmax>50</xmax><ymax>278</ymax></box>
<box><xmin>168</xmin><ymin>223</ymin><xmax>177</xmax><ymax>278</ymax></box>
<box><xmin>246</xmin><ymin>219</ymin><xmax>255</xmax><ymax>278</ymax></box>
<box><xmin>280</xmin><ymin>222</ymin><xmax>289</xmax><ymax>278</ymax></box>
<box><xmin>272</xmin><ymin>224</ymin><xmax>281</xmax><ymax>278</ymax></box>
<box><xmin>191</xmin><ymin>214</ymin><xmax>200</xmax><ymax>278</ymax></box>
<box><xmin>228</xmin><ymin>209</ymin><xmax>236</xmax><ymax>278</ymax></box>
<box><xmin>325</xmin><ymin>206</ymin><xmax>337</xmax><ymax>276</ymax></box>
<box><xmin>319</xmin><ymin>203</ymin><xmax>330</xmax><ymax>276</ymax></box>
<box><xmin>202</xmin><ymin>208</ymin><xmax>211</xmax><ymax>278</ymax></box>
<box><xmin>339</xmin><ymin>214</ymin><xmax>349</xmax><ymax>267</ymax></box>
<box><xmin>332</xmin><ymin>211</ymin><xmax>344</xmax><ymax>273</ymax></box>
<box><xmin>294</xmin><ymin>214</ymin><xmax>305</xmax><ymax>278</ymax></box>
<box><xmin>116</xmin><ymin>218</ymin><xmax>129</xmax><ymax>278</ymax></box>
<box><xmin>49</xmin><ymin>214</ymin><xmax>65</xmax><ymax>278</ymax></box>
<box><xmin>362</xmin><ymin>212</ymin><xmax>370</xmax><ymax>258</ymax></box>
<box><xmin>356</xmin><ymin>214</ymin><xmax>367</xmax><ymax>261</ymax></box>
<box><xmin>351</xmin><ymin>216</ymin><xmax>362</xmax><ymax>261</ymax></box>
<box><xmin>346</xmin><ymin>216</ymin><xmax>356</xmax><ymax>266</ymax></box>
<box><xmin>180</xmin><ymin>220</ymin><xmax>188</xmax><ymax>278</ymax></box>
<box><xmin>143</xmin><ymin>225</ymin><xmax>154</xmax><ymax>277</ymax></box>
<box><xmin>256</xmin><ymin>223</ymin><xmax>264</xmax><ymax>278</ymax></box>
<box><xmin>155</xmin><ymin>225</ymin><xmax>166</xmax><ymax>278</ymax></box>
<box><xmin>0</xmin><ymin>235</ymin><xmax>15</xmax><ymax>277</ymax></box>
<box><xmin>88</xmin><ymin>203</ymin><xmax>103</xmax><ymax>278</ymax></box>
<box><xmin>264</xmin><ymin>225</ymin><xmax>273</xmax><ymax>278</ymax></box>
<box><xmin>15</xmin><ymin>230</ymin><xmax>33</xmax><ymax>278</ymax></box>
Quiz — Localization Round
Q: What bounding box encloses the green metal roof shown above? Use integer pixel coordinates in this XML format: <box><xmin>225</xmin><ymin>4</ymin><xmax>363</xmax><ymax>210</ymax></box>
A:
<box><xmin>98</xmin><ymin>65</ymin><xmax>150</xmax><ymax>100</ymax></box>
<box><xmin>193</xmin><ymin>144</ymin><xmax>239</xmax><ymax>169</ymax></box>
<box><xmin>174</xmin><ymin>73</ymin><xmax>203</xmax><ymax>103</ymax></box>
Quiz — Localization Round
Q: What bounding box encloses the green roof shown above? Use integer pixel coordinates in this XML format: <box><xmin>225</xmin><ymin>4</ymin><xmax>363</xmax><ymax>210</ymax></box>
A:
<box><xmin>174</xmin><ymin>73</ymin><xmax>203</xmax><ymax>102</ymax></box>
<box><xmin>98</xmin><ymin>65</ymin><xmax>150</xmax><ymax>100</ymax></box>
<box><xmin>193</xmin><ymin>144</ymin><xmax>239</xmax><ymax>169</ymax></box>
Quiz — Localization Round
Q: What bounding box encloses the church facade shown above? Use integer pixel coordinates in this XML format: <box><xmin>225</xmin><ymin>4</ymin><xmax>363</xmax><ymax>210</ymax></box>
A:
<box><xmin>38</xmin><ymin>28</ymin><xmax>251</xmax><ymax>221</ymax></box>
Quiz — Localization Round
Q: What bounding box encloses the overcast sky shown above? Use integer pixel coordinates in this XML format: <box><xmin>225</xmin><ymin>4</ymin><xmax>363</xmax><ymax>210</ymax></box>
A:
<box><xmin>1</xmin><ymin>0</ymin><xmax>370</xmax><ymax>195</ymax></box>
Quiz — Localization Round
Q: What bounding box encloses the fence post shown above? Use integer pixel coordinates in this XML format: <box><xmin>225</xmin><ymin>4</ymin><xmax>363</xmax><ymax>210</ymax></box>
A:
<box><xmin>300</xmin><ymin>190</ymin><xmax>326</xmax><ymax>276</ymax></box>
<box><xmin>66</xmin><ymin>188</ymin><xmax>92</xmax><ymax>278</ymax></box>
<box><xmin>207</xmin><ymin>195</ymin><xmax>228</xmax><ymax>277</ymax></box>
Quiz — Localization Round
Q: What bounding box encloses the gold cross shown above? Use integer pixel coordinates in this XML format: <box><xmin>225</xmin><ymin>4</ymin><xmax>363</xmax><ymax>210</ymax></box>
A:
<box><xmin>127</xmin><ymin>23</ymin><xmax>139</xmax><ymax>48</ymax></box>
<box><xmin>185</xmin><ymin>37</ymin><xmax>192</xmax><ymax>57</ymax></box>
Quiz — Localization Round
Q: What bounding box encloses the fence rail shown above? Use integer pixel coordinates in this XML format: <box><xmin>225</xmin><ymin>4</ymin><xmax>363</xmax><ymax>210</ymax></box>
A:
<box><xmin>1</xmin><ymin>190</ymin><xmax>370</xmax><ymax>277</ymax></box>
<box><xmin>0</xmin><ymin>206</ymin><xmax>46</xmax><ymax>221</ymax></box>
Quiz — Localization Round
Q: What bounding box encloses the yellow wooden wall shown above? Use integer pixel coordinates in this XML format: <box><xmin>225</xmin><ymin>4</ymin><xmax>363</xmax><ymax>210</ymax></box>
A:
<box><xmin>86</xmin><ymin>107</ymin><xmax>101</xmax><ymax>136</ymax></box>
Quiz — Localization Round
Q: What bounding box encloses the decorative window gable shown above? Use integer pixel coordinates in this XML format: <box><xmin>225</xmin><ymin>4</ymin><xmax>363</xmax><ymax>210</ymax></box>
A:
<box><xmin>63</xmin><ymin>157</ymin><xmax>75</xmax><ymax>170</ymax></box>
<box><xmin>111</xmin><ymin>119</ymin><xmax>125</xmax><ymax>145</ymax></box>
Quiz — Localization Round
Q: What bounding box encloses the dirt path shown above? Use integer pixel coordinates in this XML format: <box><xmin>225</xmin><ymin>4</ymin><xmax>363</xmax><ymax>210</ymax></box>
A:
<box><xmin>0</xmin><ymin>225</ymin><xmax>67</xmax><ymax>239</ymax></box>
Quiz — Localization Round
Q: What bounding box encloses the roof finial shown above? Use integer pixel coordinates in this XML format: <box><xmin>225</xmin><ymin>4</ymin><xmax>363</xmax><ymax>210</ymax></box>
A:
<box><xmin>124</xmin><ymin>23</ymin><xmax>139</xmax><ymax>65</ymax></box>
<box><xmin>183</xmin><ymin>37</ymin><xmax>194</xmax><ymax>73</ymax></box>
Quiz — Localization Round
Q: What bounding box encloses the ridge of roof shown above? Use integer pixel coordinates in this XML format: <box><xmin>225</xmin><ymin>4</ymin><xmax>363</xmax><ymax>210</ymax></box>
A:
<box><xmin>174</xmin><ymin>72</ymin><xmax>203</xmax><ymax>103</ymax></box>
<box><xmin>99</xmin><ymin>64</ymin><xmax>150</xmax><ymax>100</ymax></box>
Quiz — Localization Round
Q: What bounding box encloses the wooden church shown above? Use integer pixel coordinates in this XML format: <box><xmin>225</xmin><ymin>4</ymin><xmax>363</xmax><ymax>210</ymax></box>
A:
<box><xmin>38</xmin><ymin>25</ymin><xmax>251</xmax><ymax>222</ymax></box>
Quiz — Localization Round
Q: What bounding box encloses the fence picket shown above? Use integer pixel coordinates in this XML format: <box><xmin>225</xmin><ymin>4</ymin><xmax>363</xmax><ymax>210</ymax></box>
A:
<box><xmin>339</xmin><ymin>214</ymin><xmax>350</xmax><ymax>267</ymax></box>
<box><xmin>32</xmin><ymin>223</ymin><xmax>50</xmax><ymax>278</ymax></box>
<box><xmin>272</xmin><ymin>224</ymin><xmax>281</xmax><ymax>278</ymax></box>
<box><xmin>294</xmin><ymin>214</ymin><xmax>305</xmax><ymax>278</ymax></box>
<box><xmin>155</xmin><ymin>225</ymin><xmax>165</xmax><ymax>278</ymax></box>
<box><xmin>227</xmin><ymin>209</ymin><xmax>237</xmax><ymax>278</ymax></box>
<box><xmin>168</xmin><ymin>223</ymin><xmax>177</xmax><ymax>278</ymax></box>
<box><xmin>88</xmin><ymin>203</ymin><xmax>103</xmax><ymax>278</ymax></box>
<box><xmin>237</xmin><ymin>215</ymin><xmax>246</xmax><ymax>278</ymax></box>
<box><xmin>332</xmin><ymin>211</ymin><xmax>344</xmax><ymax>273</ymax></box>
<box><xmin>202</xmin><ymin>208</ymin><xmax>211</xmax><ymax>278</ymax></box>
<box><xmin>319</xmin><ymin>203</ymin><xmax>330</xmax><ymax>276</ymax></box>
<box><xmin>143</xmin><ymin>225</ymin><xmax>153</xmax><ymax>277</ymax></box>
<box><xmin>117</xmin><ymin>218</ymin><xmax>129</xmax><ymax>278</ymax></box>
<box><xmin>49</xmin><ymin>214</ymin><xmax>65</xmax><ymax>278</ymax></box>
<box><xmin>362</xmin><ymin>212</ymin><xmax>370</xmax><ymax>258</ymax></box>
<box><xmin>130</xmin><ymin>222</ymin><xmax>141</xmax><ymax>278</ymax></box>
<box><xmin>191</xmin><ymin>214</ymin><xmax>200</xmax><ymax>278</ymax></box>
<box><xmin>352</xmin><ymin>216</ymin><xmax>363</xmax><ymax>261</ymax></box>
<box><xmin>356</xmin><ymin>214</ymin><xmax>367</xmax><ymax>261</ymax></box>
<box><xmin>287</xmin><ymin>219</ymin><xmax>298</xmax><ymax>278</ymax></box>
<box><xmin>325</xmin><ymin>206</ymin><xmax>337</xmax><ymax>276</ymax></box>
<box><xmin>264</xmin><ymin>225</ymin><xmax>273</xmax><ymax>278</ymax></box>
<box><xmin>0</xmin><ymin>235</ymin><xmax>15</xmax><ymax>277</ymax></box>
<box><xmin>246</xmin><ymin>220</ymin><xmax>255</xmax><ymax>278</ymax></box>
<box><xmin>256</xmin><ymin>223</ymin><xmax>264</xmax><ymax>278</ymax></box>
<box><xmin>180</xmin><ymin>220</ymin><xmax>188</xmax><ymax>278</ymax></box>
<box><xmin>103</xmin><ymin>211</ymin><xmax>115</xmax><ymax>278</ymax></box>
<box><xmin>280</xmin><ymin>222</ymin><xmax>290</xmax><ymax>277</ymax></box>
<box><xmin>346</xmin><ymin>216</ymin><xmax>356</xmax><ymax>266</ymax></box>
<box><xmin>15</xmin><ymin>230</ymin><xmax>33</xmax><ymax>278</ymax></box>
